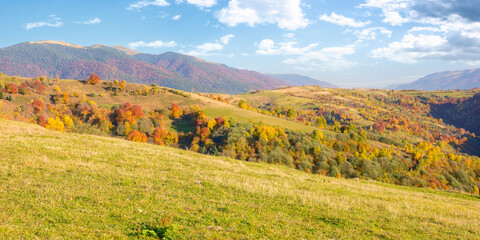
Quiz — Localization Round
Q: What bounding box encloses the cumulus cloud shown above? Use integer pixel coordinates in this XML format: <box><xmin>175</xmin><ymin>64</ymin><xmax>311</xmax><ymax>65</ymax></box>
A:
<box><xmin>346</xmin><ymin>27</ymin><xmax>392</xmax><ymax>41</ymax></box>
<box><xmin>283</xmin><ymin>45</ymin><xmax>357</xmax><ymax>71</ymax></box>
<box><xmin>220</xmin><ymin>34</ymin><xmax>235</xmax><ymax>44</ymax></box>
<box><xmin>75</xmin><ymin>18</ymin><xmax>101</xmax><ymax>25</ymax></box>
<box><xmin>216</xmin><ymin>0</ymin><xmax>309</xmax><ymax>30</ymax></box>
<box><xmin>172</xmin><ymin>15</ymin><xmax>181</xmax><ymax>20</ymax></box>
<box><xmin>127</xmin><ymin>0</ymin><xmax>169</xmax><ymax>10</ymax></box>
<box><xmin>359</xmin><ymin>0</ymin><xmax>410</xmax><ymax>26</ymax></box>
<box><xmin>361</xmin><ymin>0</ymin><xmax>480</xmax><ymax>64</ymax></box>
<box><xmin>25</xmin><ymin>15</ymin><xmax>63</xmax><ymax>30</ymax></box>
<box><xmin>186</xmin><ymin>0</ymin><xmax>216</xmax><ymax>8</ymax></box>
<box><xmin>256</xmin><ymin>39</ymin><xmax>318</xmax><ymax>55</ymax></box>
<box><xmin>372</xmin><ymin>34</ymin><xmax>447</xmax><ymax>63</ymax></box>
<box><xmin>319</xmin><ymin>12</ymin><xmax>370</xmax><ymax>27</ymax></box>
<box><xmin>186</xmin><ymin>34</ymin><xmax>234</xmax><ymax>56</ymax></box>
<box><xmin>372</xmin><ymin>15</ymin><xmax>480</xmax><ymax>64</ymax></box>
<box><xmin>128</xmin><ymin>40</ymin><xmax>177</xmax><ymax>49</ymax></box>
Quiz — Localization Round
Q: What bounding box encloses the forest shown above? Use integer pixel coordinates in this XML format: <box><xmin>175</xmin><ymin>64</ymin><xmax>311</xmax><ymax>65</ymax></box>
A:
<box><xmin>1</xmin><ymin>73</ymin><xmax>479</xmax><ymax>195</ymax></box>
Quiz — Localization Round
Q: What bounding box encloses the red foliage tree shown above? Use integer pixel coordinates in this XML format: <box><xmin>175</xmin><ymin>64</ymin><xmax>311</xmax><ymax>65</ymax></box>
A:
<box><xmin>18</xmin><ymin>82</ymin><xmax>29</xmax><ymax>95</ymax></box>
<box><xmin>38</xmin><ymin>115</ymin><xmax>47</xmax><ymax>127</ymax></box>
<box><xmin>126</xmin><ymin>130</ymin><xmax>147</xmax><ymax>143</ymax></box>
<box><xmin>6</xmin><ymin>83</ymin><xmax>18</xmax><ymax>94</ymax></box>
<box><xmin>215</xmin><ymin>117</ymin><xmax>225</xmax><ymax>126</ymax></box>
<box><xmin>153</xmin><ymin>128</ymin><xmax>169</xmax><ymax>145</ymax></box>
<box><xmin>31</xmin><ymin>99</ymin><xmax>45</xmax><ymax>114</ymax></box>
<box><xmin>170</xmin><ymin>103</ymin><xmax>182</xmax><ymax>119</ymax></box>
<box><xmin>28</xmin><ymin>80</ymin><xmax>45</xmax><ymax>94</ymax></box>
<box><xmin>88</xmin><ymin>73</ymin><xmax>101</xmax><ymax>85</ymax></box>
<box><xmin>130</xmin><ymin>105</ymin><xmax>144</xmax><ymax>118</ymax></box>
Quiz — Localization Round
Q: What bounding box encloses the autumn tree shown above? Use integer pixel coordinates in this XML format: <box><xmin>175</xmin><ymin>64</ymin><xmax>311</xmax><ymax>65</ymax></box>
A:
<box><xmin>126</xmin><ymin>130</ymin><xmax>147</xmax><ymax>142</ymax></box>
<box><xmin>170</xmin><ymin>103</ymin><xmax>182</xmax><ymax>119</ymax></box>
<box><xmin>18</xmin><ymin>82</ymin><xmax>29</xmax><ymax>95</ymax></box>
<box><xmin>6</xmin><ymin>83</ymin><xmax>18</xmax><ymax>94</ymax></box>
<box><xmin>153</xmin><ymin>128</ymin><xmax>178</xmax><ymax>146</ymax></box>
<box><xmin>238</xmin><ymin>100</ymin><xmax>248</xmax><ymax>109</ymax></box>
<box><xmin>118</xmin><ymin>80</ymin><xmax>126</xmax><ymax>92</ymax></box>
<box><xmin>88</xmin><ymin>73</ymin><xmax>101</xmax><ymax>85</ymax></box>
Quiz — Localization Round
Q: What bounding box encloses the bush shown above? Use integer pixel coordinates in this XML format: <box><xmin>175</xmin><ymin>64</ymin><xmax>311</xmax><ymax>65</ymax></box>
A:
<box><xmin>361</xmin><ymin>159</ymin><xmax>382</xmax><ymax>179</ymax></box>
<box><xmin>88</xmin><ymin>73</ymin><xmax>100</xmax><ymax>85</ymax></box>
<box><xmin>262</xmin><ymin>147</ymin><xmax>293</xmax><ymax>166</ymax></box>
<box><xmin>126</xmin><ymin>130</ymin><xmax>147</xmax><ymax>143</ymax></box>
<box><xmin>138</xmin><ymin>117</ymin><xmax>154</xmax><ymax>135</ymax></box>
<box><xmin>340</xmin><ymin>161</ymin><xmax>357</xmax><ymax>178</ymax></box>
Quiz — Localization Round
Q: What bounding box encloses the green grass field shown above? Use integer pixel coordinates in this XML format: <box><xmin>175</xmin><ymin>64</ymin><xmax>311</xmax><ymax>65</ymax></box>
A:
<box><xmin>1</xmin><ymin>119</ymin><xmax>479</xmax><ymax>239</ymax></box>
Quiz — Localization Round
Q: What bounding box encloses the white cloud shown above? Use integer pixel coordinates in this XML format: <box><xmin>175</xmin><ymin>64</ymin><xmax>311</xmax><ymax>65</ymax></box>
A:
<box><xmin>216</xmin><ymin>0</ymin><xmax>309</xmax><ymax>30</ymax></box>
<box><xmin>25</xmin><ymin>15</ymin><xmax>63</xmax><ymax>30</ymax></box>
<box><xmin>319</xmin><ymin>12</ymin><xmax>370</xmax><ymax>27</ymax></box>
<box><xmin>128</xmin><ymin>40</ymin><xmax>177</xmax><ymax>49</ymax></box>
<box><xmin>186</xmin><ymin>34</ymin><xmax>235</xmax><ymax>56</ymax></box>
<box><xmin>283</xmin><ymin>33</ymin><xmax>295</xmax><ymax>38</ymax></box>
<box><xmin>187</xmin><ymin>43</ymin><xmax>223</xmax><ymax>56</ymax></box>
<box><xmin>359</xmin><ymin>0</ymin><xmax>410</xmax><ymax>26</ymax></box>
<box><xmin>256</xmin><ymin>39</ymin><xmax>318</xmax><ymax>55</ymax></box>
<box><xmin>372</xmin><ymin>13</ymin><xmax>480</xmax><ymax>64</ymax></box>
<box><xmin>172</xmin><ymin>15</ymin><xmax>181</xmax><ymax>20</ymax></box>
<box><xmin>127</xmin><ymin>0</ymin><xmax>169</xmax><ymax>10</ymax></box>
<box><xmin>220</xmin><ymin>34</ymin><xmax>235</xmax><ymax>44</ymax></box>
<box><xmin>186</xmin><ymin>0</ymin><xmax>216</xmax><ymax>7</ymax></box>
<box><xmin>283</xmin><ymin>45</ymin><xmax>357</xmax><ymax>71</ymax></box>
<box><xmin>359</xmin><ymin>0</ymin><xmax>480</xmax><ymax>63</ymax></box>
<box><xmin>347</xmin><ymin>27</ymin><xmax>391</xmax><ymax>41</ymax></box>
<box><xmin>407</xmin><ymin>26</ymin><xmax>441</xmax><ymax>33</ymax></box>
<box><xmin>372</xmin><ymin>34</ymin><xmax>448</xmax><ymax>63</ymax></box>
<box><xmin>382</xmin><ymin>11</ymin><xmax>407</xmax><ymax>26</ymax></box>
<box><xmin>75</xmin><ymin>18</ymin><xmax>101</xmax><ymax>25</ymax></box>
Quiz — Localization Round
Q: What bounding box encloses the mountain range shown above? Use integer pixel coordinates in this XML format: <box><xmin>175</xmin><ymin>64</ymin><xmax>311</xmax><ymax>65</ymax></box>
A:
<box><xmin>393</xmin><ymin>68</ymin><xmax>480</xmax><ymax>90</ymax></box>
<box><xmin>0</xmin><ymin>41</ymin><xmax>335</xmax><ymax>94</ymax></box>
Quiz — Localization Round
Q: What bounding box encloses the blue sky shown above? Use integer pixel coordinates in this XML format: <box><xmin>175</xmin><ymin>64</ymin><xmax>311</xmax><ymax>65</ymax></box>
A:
<box><xmin>1</xmin><ymin>0</ymin><xmax>480</xmax><ymax>88</ymax></box>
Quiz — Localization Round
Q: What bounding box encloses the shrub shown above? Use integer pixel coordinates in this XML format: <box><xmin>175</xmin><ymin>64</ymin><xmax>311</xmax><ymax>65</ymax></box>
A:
<box><xmin>138</xmin><ymin>117</ymin><xmax>154</xmax><ymax>134</ymax></box>
<box><xmin>88</xmin><ymin>73</ymin><xmax>101</xmax><ymax>85</ymax></box>
<box><xmin>169</xmin><ymin>103</ymin><xmax>182</xmax><ymax>119</ymax></box>
<box><xmin>126</xmin><ymin>130</ymin><xmax>147</xmax><ymax>143</ymax></box>
<box><xmin>261</xmin><ymin>147</ymin><xmax>293</xmax><ymax>166</ymax></box>
<box><xmin>6</xmin><ymin>83</ymin><xmax>18</xmax><ymax>94</ymax></box>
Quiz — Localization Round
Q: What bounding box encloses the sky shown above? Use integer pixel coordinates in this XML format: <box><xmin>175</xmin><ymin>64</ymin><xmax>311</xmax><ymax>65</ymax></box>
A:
<box><xmin>1</xmin><ymin>0</ymin><xmax>480</xmax><ymax>88</ymax></box>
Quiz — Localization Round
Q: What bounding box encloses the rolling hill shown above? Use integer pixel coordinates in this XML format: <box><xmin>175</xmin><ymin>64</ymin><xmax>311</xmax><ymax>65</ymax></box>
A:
<box><xmin>266</xmin><ymin>73</ymin><xmax>336</xmax><ymax>88</ymax></box>
<box><xmin>1</xmin><ymin>119</ymin><xmax>479</xmax><ymax>238</ymax></box>
<box><xmin>0</xmin><ymin>41</ymin><xmax>287</xmax><ymax>94</ymax></box>
<box><xmin>393</xmin><ymin>68</ymin><xmax>480</xmax><ymax>90</ymax></box>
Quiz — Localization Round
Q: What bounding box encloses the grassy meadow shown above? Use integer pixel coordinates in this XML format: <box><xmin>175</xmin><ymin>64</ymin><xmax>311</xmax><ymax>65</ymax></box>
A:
<box><xmin>1</xmin><ymin>119</ymin><xmax>479</xmax><ymax>239</ymax></box>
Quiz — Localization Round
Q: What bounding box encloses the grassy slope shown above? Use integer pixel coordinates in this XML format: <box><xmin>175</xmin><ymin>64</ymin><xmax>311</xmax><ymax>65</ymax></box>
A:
<box><xmin>52</xmin><ymin>79</ymin><xmax>316</xmax><ymax>132</ymax></box>
<box><xmin>1</xmin><ymin>119</ymin><xmax>479</xmax><ymax>239</ymax></box>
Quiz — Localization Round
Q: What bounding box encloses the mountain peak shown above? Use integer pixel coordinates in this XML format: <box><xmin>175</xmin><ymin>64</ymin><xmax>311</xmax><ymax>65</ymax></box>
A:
<box><xmin>393</xmin><ymin>68</ymin><xmax>480</xmax><ymax>90</ymax></box>
<box><xmin>28</xmin><ymin>40</ymin><xmax>85</xmax><ymax>49</ymax></box>
<box><xmin>112</xmin><ymin>45</ymin><xmax>140</xmax><ymax>56</ymax></box>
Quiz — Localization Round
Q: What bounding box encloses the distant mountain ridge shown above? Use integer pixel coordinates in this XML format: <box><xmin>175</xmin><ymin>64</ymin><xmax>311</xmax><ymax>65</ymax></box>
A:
<box><xmin>266</xmin><ymin>73</ymin><xmax>336</xmax><ymax>88</ymax></box>
<box><xmin>0</xmin><ymin>41</ymin><xmax>287</xmax><ymax>93</ymax></box>
<box><xmin>393</xmin><ymin>68</ymin><xmax>480</xmax><ymax>90</ymax></box>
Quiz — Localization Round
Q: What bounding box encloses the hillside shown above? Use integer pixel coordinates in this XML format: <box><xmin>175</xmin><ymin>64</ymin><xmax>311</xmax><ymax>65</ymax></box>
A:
<box><xmin>430</xmin><ymin>93</ymin><xmax>480</xmax><ymax>136</ymax></box>
<box><xmin>1</xmin><ymin>75</ymin><xmax>480</xmax><ymax>195</ymax></box>
<box><xmin>266</xmin><ymin>73</ymin><xmax>337</xmax><ymax>88</ymax></box>
<box><xmin>0</xmin><ymin>41</ymin><xmax>286</xmax><ymax>94</ymax></box>
<box><xmin>1</xmin><ymin>119</ymin><xmax>479</xmax><ymax>238</ymax></box>
<box><xmin>394</xmin><ymin>68</ymin><xmax>480</xmax><ymax>90</ymax></box>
